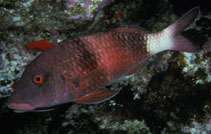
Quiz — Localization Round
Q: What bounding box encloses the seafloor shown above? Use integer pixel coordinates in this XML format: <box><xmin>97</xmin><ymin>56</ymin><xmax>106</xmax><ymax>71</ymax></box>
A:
<box><xmin>0</xmin><ymin>0</ymin><xmax>210</xmax><ymax>134</ymax></box>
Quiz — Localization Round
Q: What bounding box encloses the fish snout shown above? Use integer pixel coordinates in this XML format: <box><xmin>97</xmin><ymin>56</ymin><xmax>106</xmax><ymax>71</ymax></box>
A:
<box><xmin>8</xmin><ymin>103</ymin><xmax>35</xmax><ymax>111</ymax></box>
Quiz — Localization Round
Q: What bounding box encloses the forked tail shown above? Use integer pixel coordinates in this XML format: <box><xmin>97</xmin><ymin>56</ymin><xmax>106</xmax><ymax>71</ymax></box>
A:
<box><xmin>147</xmin><ymin>7</ymin><xmax>200</xmax><ymax>54</ymax></box>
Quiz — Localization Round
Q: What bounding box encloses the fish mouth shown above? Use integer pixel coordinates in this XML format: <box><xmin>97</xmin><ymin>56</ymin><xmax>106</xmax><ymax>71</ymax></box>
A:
<box><xmin>8</xmin><ymin>103</ymin><xmax>35</xmax><ymax>112</ymax></box>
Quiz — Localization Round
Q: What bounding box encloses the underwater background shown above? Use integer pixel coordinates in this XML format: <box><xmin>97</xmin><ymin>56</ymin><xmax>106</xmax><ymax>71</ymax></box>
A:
<box><xmin>0</xmin><ymin>0</ymin><xmax>210</xmax><ymax>134</ymax></box>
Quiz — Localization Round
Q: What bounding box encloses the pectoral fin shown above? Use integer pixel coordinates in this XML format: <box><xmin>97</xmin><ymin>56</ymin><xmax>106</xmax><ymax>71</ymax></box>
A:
<box><xmin>74</xmin><ymin>87</ymin><xmax>119</xmax><ymax>104</ymax></box>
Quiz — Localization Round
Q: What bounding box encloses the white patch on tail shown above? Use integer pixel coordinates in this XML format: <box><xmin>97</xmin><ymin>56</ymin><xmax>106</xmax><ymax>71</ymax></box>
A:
<box><xmin>146</xmin><ymin>30</ymin><xmax>173</xmax><ymax>54</ymax></box>
<box><xmin>146</xmin><ymin>6</ymin><xmax>200</xmax><ymax>55</ymax></box>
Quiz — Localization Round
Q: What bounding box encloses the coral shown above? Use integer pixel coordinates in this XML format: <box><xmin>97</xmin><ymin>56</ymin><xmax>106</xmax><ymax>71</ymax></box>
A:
<box><xmin>177</xmin><ymin>52</ymin><xmax>211</xmax><ymax>84</ymax></box>
<box><xmin>62</xmin><ymin>104</ymin><xmax>96</xmax><ymax>128</ymax></box>
<box><xmin>94</xmin><ymin>114</ymin><xmax>150</xmax><ymax>134</ymax></box>
<box><xmin>0</xmin><ymin>40</ymin><xmax>35</xmax><ymax>98</ymax></box>
<box><xmin>61</xmin><ymin>102</ymin><xmax>151</xmax><ymax>134</ymax></box>
<box><xmin>64</xmin><ymin>0</ymin><xmax>115</xmax><ymax>20</ymax></box>
<box><xmin>180</xmin><ymin>116</ymin><xmax>211</xmax><ymax>134</ymax></box>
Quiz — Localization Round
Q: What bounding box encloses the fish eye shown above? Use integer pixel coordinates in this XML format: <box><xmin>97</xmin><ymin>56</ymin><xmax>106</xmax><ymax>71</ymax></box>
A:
<box><xmin>33</xmin><ymin>74</ymin><xmax>44</xmax><ymax>84</ymax></box>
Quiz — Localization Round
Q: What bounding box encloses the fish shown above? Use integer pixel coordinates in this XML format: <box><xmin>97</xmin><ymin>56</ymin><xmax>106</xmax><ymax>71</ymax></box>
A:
<box><xmin>8</xmin><ymin>7</ymin><xmax>200</xmax><ymax>112</ymax></box>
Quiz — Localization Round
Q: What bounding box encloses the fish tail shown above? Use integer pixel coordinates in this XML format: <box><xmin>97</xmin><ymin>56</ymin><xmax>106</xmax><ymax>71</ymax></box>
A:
<box><xmin>164</xmin><ymin>6</ymin><xmax>200</xmax><ymax>52</ymax></box>
<box><xmin>146</xmin><ymin>7</ymin><xmax>200</xmax><ymax>54</ymax></box>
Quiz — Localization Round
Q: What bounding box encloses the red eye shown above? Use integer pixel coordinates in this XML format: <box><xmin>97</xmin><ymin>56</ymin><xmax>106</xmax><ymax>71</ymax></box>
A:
<box><xmin>33</xmin><ymin>74</ymin><xmax>44</xmax><ymax>84</ymax></box>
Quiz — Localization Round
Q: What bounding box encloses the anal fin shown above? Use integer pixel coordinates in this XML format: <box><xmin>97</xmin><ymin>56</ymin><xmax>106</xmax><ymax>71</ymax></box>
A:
<box><xmin>74</xmin><ymin>87</ymin><xmax>119</xmax><ymax>104</ymax></box>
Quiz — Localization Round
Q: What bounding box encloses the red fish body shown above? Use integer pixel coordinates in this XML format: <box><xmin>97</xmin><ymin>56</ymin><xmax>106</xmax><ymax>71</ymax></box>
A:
<box><xmin>8</xmin><ymin>7</ymin><xmax>200</xmax><ymax>112</ymax></box>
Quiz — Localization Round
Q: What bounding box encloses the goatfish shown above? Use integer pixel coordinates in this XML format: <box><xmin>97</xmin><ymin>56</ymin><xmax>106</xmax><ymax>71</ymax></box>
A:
<box><xmin>8</xmin><ymin>7</ymin><xmax>201</xmax><ymax>112</ymax></box>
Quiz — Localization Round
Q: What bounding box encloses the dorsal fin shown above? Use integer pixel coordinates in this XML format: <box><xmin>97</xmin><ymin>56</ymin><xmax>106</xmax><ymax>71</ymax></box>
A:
<box><xmin>111</xmin><ymin>26</ymin><xmax>145</xmax><ymax>34</ymax></box>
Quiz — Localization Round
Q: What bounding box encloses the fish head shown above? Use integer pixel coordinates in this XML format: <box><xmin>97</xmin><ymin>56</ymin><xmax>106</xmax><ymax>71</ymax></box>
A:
<box><xmin>7</xmin><ymin>55</ymin><xmax>67</xmax><ymax>112</ymax></box>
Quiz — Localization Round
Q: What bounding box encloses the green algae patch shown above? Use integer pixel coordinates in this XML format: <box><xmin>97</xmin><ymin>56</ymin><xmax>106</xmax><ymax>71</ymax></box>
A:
<box><xmin>95</xmin><ymin>117</ymin><xmax>151</xmax><ymax>134</ymax></box>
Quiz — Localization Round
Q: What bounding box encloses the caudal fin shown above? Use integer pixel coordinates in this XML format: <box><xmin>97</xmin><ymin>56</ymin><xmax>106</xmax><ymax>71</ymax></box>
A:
<box><xmin>147</xmin><ymin>7</ymin><xmax>200</xmax><ymax>54</ymax></box>
<box><xmin>165</xmin><ymin>6</ymin><xmax>200</xmax><ymax>53</ymax></box>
